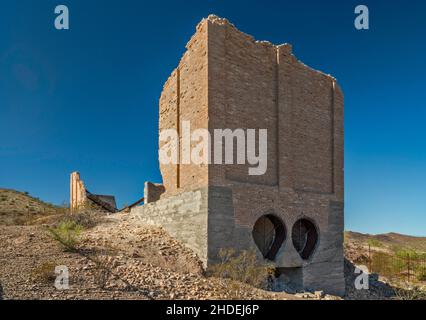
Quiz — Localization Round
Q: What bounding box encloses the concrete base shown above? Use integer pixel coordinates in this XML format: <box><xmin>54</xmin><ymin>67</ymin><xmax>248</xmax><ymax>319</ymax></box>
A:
<box><xmin>131</xmin><ymin>186</ymin><xmax>345</xmax><ymax>296</ymax></box>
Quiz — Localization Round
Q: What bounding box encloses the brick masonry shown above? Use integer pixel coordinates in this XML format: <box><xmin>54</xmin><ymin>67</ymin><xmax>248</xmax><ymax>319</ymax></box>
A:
<box><xmin>132</xmin><ymin>15</ymin><xmax>345</xmax><ymax>295</ymax></box>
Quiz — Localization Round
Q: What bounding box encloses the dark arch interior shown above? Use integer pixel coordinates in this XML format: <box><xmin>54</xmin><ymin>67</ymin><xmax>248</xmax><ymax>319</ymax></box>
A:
<box><xmin>292</xmin><ymin>219</ymin><xmax>318</xmax><ymax>260</ymax></box>
<box><xmin>252</xmin><ymin>214</ymin><xmax>286</xmax><ymax>261</ymax></box>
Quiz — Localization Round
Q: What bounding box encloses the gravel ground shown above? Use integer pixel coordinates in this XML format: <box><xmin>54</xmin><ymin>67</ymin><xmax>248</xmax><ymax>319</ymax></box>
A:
<box><xmin>0</xmin><ymin>214</ymin><xmax>300</xmax><ymax>300</ymax></box>
<box><xmin>1</xmin><ymin>212</ymin><xmax>406</xmax><ymax>300</ymax></box>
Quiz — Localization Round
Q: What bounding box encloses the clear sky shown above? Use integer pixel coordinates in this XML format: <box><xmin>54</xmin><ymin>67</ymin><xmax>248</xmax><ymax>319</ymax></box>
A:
<box><xmin>0</xmin><ymin>0</ymin><xmax>425</xmax><ymax>236</ymax></box>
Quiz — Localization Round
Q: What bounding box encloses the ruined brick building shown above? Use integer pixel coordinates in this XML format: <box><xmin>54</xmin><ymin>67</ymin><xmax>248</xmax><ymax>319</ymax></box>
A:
<box><xmin>132</xmin><ymin>15</ymin><xmax>345</xmax><ymax>295</ymax></box>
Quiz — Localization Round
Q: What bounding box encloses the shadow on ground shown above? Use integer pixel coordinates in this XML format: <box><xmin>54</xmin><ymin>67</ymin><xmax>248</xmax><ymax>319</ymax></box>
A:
<box><xmin>344</xmin><ymin>258</ymin><xmax>396</xmax><ymax>300</ymax></box>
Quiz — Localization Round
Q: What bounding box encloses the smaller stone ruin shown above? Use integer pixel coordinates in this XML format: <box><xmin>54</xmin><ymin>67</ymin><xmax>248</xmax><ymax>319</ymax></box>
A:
<box><xmin>70</xmin><ymin>172</ymin><xmax>117</xmax><ymax>213</ymax></box>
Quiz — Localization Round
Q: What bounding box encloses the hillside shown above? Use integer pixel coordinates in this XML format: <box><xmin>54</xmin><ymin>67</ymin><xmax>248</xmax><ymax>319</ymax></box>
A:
<box><xmin>0</xmin><ymin>189</ymin><xmax>63</xmax><ymax>225</ymax></box>
<box><xmin>345</xmin><ymin>231</ymin><xmax>426</xmax><ymax>253</ymax></box>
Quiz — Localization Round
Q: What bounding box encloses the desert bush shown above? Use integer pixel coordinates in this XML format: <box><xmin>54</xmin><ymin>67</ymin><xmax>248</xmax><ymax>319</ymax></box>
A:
<box><xmin>371</xmin><ymin>249</ymin><xmax>426</xmax><ymax>284</ymax></box>
<box><xmin>207</xmin><ymin>248</ymin><xmax>274</xmax><ymax>297</ymax></box>
<box><xmin>47</xmin><ymin>220</ymin><xmax>83</xmax><ymax>252</ymax></box>
<box><xmin>395</xmin><ymin>286</ymin><xmax>426</xmax><ymax>300</ymax></box>
<box><xmin>395</xmin><ymin>248</ymin><xmax>421</xmax><ymax>260</ymax></box>
<box><xmin>90</xmin><ymin>255</ymin><xmax>112</xmax><ymax>289</ymax></box>
<box><xmin>31</xmin><ymin>262</ymin><xmax>57</xmax><ymax>284</ymax></box>
<box><xmin>48</xmin><ymin>209</ymin><xmax>102</xmax><ymax>229</ymax></box>
<box><xmin>367</xmin><ymin>239</ymin><xmax>383</xmax><ymax>248</ymax></box>
<box><xmin>416</xmin><ymin>267</ymin><xmax>426</xmax><ymax>282</ymax></box>
<box><xmin>67</xmin><ymin>211</ymin><xmax>102</xmax><ymax>229</ymax></box>
<box><xmin>370</xmin><ymin>252</ymin><xmax>395</xmax><ymax>277</ymax></box>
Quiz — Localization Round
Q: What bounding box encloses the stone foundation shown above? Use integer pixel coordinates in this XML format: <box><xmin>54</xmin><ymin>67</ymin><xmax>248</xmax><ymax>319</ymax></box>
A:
<box><xmin>131</xmin><ymin>186</ymin><xmax>345</xmax><ymax>296</ymax></box>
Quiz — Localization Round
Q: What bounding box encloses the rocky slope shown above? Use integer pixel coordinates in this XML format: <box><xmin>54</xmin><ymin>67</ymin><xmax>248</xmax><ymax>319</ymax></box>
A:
<box><xmin>0</xmin><ymin>189</ymin><xmax>64</xmax><ymax>225</ymax></box>
<box><xmin>0</xmin><ymin>214</ymin><xmax>306</xmax><ymax>300</ymax></box>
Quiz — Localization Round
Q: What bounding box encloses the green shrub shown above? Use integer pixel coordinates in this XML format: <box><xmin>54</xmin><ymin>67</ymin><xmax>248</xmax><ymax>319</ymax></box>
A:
<box><xmin>47</xmin><ymin>220</ymin><xmax>83</xmax><ymax>251</ymax></box>
<box><xmin>395</xmin><ymin>249</ymin><xmax>420</xmax><ymax>260</ymax></box>
<box><xmin>207</xmin><ymin>248</ymin><xmax>274</xmax><ymax>297</ymax></box>
<box><xmin>367</xmin><ymin>239</ymin><xmax>383</xmax><ymax>248</ymax></box>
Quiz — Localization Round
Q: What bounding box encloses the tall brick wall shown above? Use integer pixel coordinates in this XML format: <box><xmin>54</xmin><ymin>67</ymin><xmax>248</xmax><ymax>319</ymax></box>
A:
<box><xmin>150</xmin><ymin>15</ymin><xmax>345</xmax><ymax>295</ymax></box>
<box><xmin>159</xmin><ymin>16</ymin><xmax>343</xmax><ymax>201</ymax></box>
<box><xmin>208</xmin><ymin>18</ymin><xmax>279</xmax><ymax>186</ymax></box>
<box><xmin>206</xmin><ymin>15</ymin><xmax>343</xmax><ymax>198</ymax></box>
<box><xmin>159</xmin><ymin>21</ymin><xmax>209</xmax><ymax>197</ymax></box>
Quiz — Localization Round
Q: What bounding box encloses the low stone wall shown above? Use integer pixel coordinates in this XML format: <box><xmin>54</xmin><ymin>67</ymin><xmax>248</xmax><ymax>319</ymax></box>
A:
<box><xmin>131</xmin><ymin>186</ymin><xmax>245</xmax><ymax>268</ymax></box>
<box><xmin>131</xmin><ymin>188</ymin><xmax>209</xmax><ymax>266</ymax></box>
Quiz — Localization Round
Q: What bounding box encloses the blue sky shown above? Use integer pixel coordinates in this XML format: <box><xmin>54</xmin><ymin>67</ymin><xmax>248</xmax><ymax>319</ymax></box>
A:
<box><xmin>0</xmin><ymin>0</ymin><xmax>425</xmax><ymax>236</ymax></box>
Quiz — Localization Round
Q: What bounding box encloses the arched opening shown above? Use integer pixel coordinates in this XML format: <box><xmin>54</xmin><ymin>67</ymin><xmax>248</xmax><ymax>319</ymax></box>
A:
<box><xmin>292</xmin><ymin>219</ymin><xmax>318</xmax><ymax>260</ymax></box>
<box><xmin>252</xmin><ymin>214</ymin><xmax>286</xmax><ymax>261</ymax></box>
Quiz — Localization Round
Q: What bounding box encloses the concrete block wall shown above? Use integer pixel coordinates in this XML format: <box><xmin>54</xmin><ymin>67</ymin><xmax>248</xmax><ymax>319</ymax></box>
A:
<box><xmin>131</xmin><ymin>186</ymin><xmax>241</xmax><ymax>267</ymax></box>
<box><xmin>132</xmin><ymin>188</ymin><xmax>209</xmax><ymax>266</ymax></box>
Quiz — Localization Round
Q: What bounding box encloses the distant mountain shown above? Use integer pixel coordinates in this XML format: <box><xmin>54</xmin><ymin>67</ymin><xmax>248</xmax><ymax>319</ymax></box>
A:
<box><xmin>0</xmin><ymin>189</ymin><xmax>63</xmax><ymax>225</ymax></box>
<box><xmin>345</xmin><ymin>231</ymin><xmax>426</xmax><ymax>252</ymax></box>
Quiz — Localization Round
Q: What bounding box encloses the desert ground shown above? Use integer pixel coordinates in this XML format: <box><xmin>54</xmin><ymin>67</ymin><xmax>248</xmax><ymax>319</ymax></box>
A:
<box><xmin>0</xmin><ymin>189</ymin><xmax>424</xmax><ymax>300</ymax></box>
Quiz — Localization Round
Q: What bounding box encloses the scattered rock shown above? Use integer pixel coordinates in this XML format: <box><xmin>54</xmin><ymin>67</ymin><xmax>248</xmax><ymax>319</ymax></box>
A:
<box><xmin>1</xmin><ymin>213</ymin><xmax>412</xmax><ymax>300</ymax></box>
